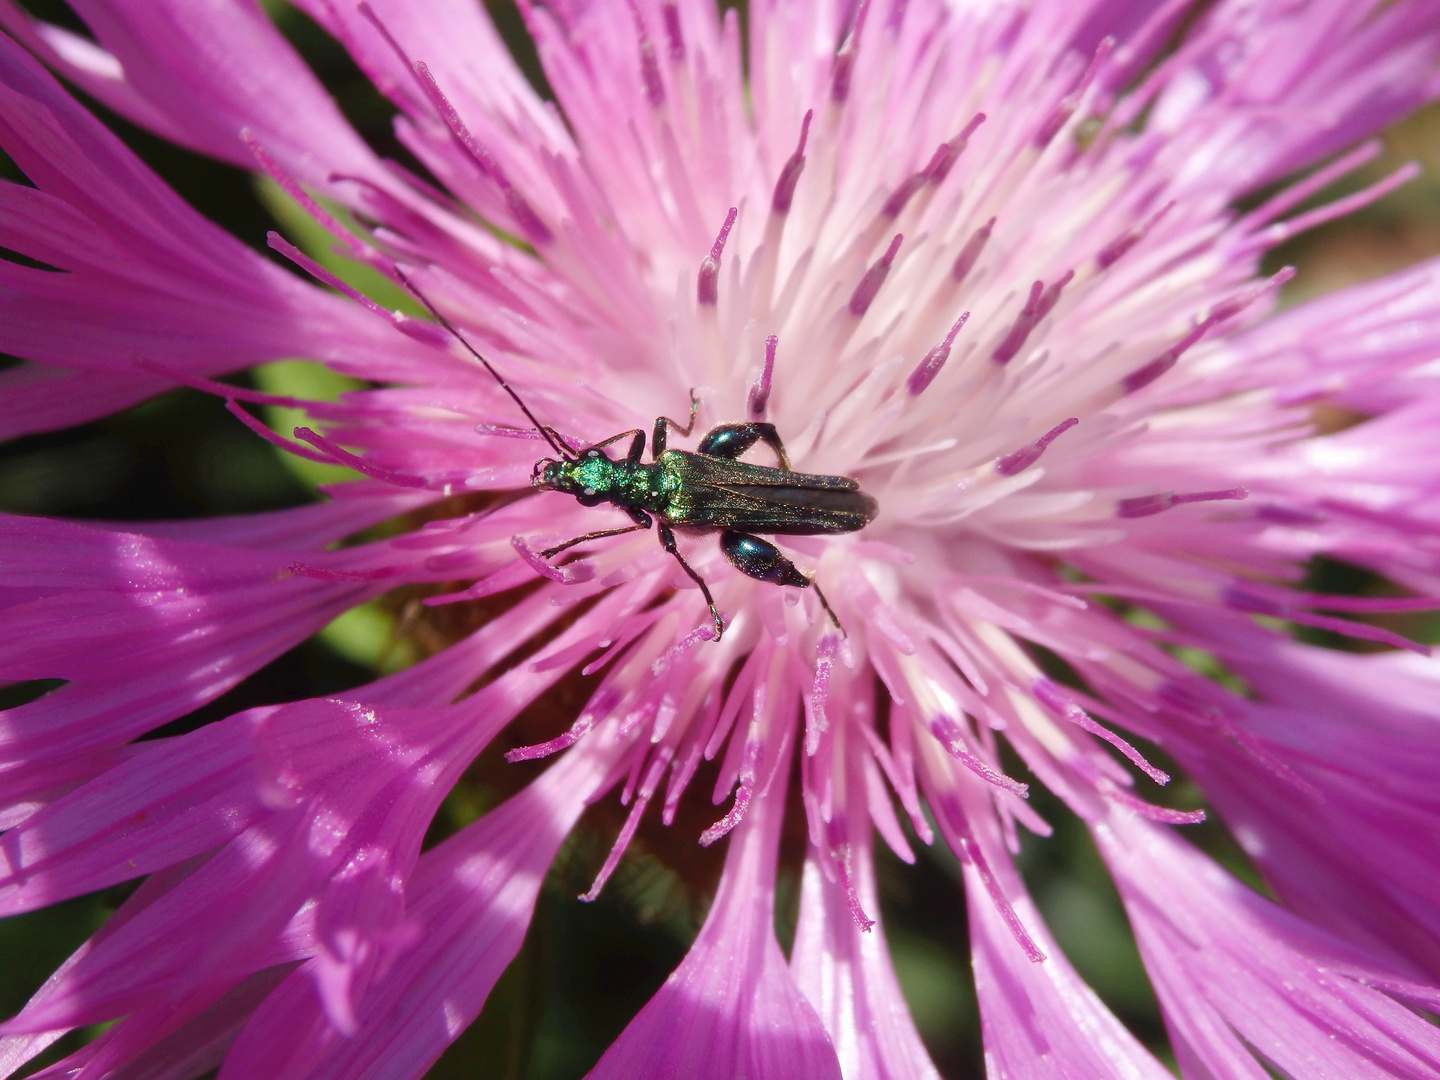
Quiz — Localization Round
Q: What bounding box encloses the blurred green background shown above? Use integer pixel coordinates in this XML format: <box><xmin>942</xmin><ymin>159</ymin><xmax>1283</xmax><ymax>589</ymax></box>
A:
<box><xmin>2</xmin><ymin>2</ymin><xmax>1439</xmax><ymax>1076</ymax></box>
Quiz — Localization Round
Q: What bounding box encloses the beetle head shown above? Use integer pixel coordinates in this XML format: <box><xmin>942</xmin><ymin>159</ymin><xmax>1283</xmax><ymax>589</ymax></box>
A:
<box><xmin>532</xmin><ymin>457</ymin><xmax>564</xmax><ymax>490</ymax></box>
<box><xmin>531</xmin><ymin>449</ymin><xmax>613</xmax><ymax>506</ymax></box>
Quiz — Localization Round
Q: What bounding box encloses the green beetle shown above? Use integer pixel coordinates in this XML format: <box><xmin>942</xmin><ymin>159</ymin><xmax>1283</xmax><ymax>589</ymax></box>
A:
<box><xmin>402</xmin><ymin>272</ymin><xmax>878</xmax><ymax>641</ymax></box>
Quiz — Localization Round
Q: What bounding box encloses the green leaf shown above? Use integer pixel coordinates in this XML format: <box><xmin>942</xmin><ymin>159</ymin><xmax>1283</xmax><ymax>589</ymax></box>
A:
<box><xmin>253</xmin><ymin>174</ymin><xmax>423</xmax><ymax>316</ymax></box>
<box><xmin>251</xmin><ymin>359</ymin><xmax>366</xmax><ymax>491</ymax></box>
<box><xmin>317</xmin><ymin>601</ymin><xmax>421</xmax><ymax>674</ymax></box>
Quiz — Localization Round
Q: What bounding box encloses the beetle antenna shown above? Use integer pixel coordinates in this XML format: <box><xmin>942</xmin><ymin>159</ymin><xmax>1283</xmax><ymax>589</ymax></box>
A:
<box><xmin>394</xmin><ymin>267</ymin><xmax>575</xmax><ymax>460</ymax></box>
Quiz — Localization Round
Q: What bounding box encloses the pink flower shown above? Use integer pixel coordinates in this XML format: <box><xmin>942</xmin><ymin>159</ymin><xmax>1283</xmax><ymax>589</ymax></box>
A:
<box><xmin>3</xmin><ymin>0</ymin><xmax>1440</xmax><ymax>1077</ymax></box>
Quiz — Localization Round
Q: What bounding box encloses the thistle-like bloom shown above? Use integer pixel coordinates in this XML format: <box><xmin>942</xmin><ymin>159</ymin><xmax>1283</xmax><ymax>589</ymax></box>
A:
<box><xmin>3</xmin><ymin>0</ymin><xmax>1440</xmax><ymax>1077</ymax></box>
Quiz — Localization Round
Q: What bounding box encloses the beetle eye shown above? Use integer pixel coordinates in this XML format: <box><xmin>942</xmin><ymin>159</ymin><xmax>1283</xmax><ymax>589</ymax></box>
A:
<box><xmin>577</xmin><ymin>488</ymin><xmax>604</xmax><ymax>507</ymax></box>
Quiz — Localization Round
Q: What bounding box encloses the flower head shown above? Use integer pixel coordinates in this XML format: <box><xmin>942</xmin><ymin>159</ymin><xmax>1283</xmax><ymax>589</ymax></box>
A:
<box><xmin>3</xmin><ymin>1</ymin><xmax>1440</xmax><ymax>1078</ymax></box>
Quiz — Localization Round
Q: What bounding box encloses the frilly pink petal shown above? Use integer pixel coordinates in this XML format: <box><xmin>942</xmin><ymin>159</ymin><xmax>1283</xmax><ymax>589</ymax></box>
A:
<box><xmin>969</xmin><ymin>864</ymin><xmax>1172</xmax><ymax>1079</ymax></box>
<box><xmin>791</xmin><ymin>849</ymin><xmax>941</xmax><ymax>1080</ymax></box>
<box><xmin>790</xmin><ymin>714</ymin><xmax>939</xmax><ymax>1080</ymax></box>
<box><xmin>1163</xmin><ymin>632</ymin><xmax>1440</xmax><ymax>982</ymax></box>
<box><xmin>0</xmin><ymin>514</ymin><xmax>359</xmax><ymax>592</ymax></box>
<box><xmin>0</xmin><ymin>741</ymin><xmax>141</xmax><ymax>832</ymax></box>
<box><xmin>124</xmin><ymin>492</ymin><xmax>434</xmax><ymax>549</ymax></box>
<box><xmin>218</xmin><ymin>725</ymin><xmax>625</xmax><ymax>1080</ymax></box>
<box><xmin>1144</xmin><ymin>0</ymin><xmax>1440</xmax><ymax>191</ymax></box>
<box><xmin>1220</xmin><ymin>255</ymin><xmax>1440</xmax><ymax>412</ymax></box>
<box><xmin>0</xmin><ymin>519</ymin><xmax>393</xmax><ymax>825</ymax></box>
<box><xmin>15</xmin><ymin>966</ymin><xmax>292</xmax><ymax>1080</ymax></box>
<box><xmin>1</xmin><ymin>695</ymin><xmax>482</xmax><ymax>1033</ymax></box>
<box><xmin>3</xmin><ymin>827</ymin><xmax>309</xmax><ymax>1032</ymax></box>
<box><xmin>586</xmin><ymin>742</ymin><xmax>842</xmax><ymax>1080</ymax></box>
<box><xmin>0</xmin><ymin>715</ymin><xmax>263</xmax><ymax>916</ymax></box>
<box><xmin>0</xmin><ymin>0</ymin><xmax>392</xmax><ymax>190</ymax></box>
<box><xmin>1095</xmin><ymin>811</ymin><xmax>1440</xmax><ymax>1079</ymax></box>
<box><xmin>294</xmin><ymin>0</ymin><xmax>571</xmax><ymax>192</ymax></box>
<box><xmin>0</xmin><ymin>363</ymin><xmax>177</xmax><ymax>440</ymax></box>
<box><xmin>0</xmin><ymin>36</ymin><xmax>454</xmax><ymax>436</ymax></box>
<box><xmin>948</xmin><ymin>789</ymin><xmax>1171</xmax><ymax>1079</ymax></box>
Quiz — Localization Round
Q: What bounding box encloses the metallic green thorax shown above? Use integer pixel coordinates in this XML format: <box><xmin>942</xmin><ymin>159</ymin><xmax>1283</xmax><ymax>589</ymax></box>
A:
<box><xmin>541</xmin><ymin>450</ymin><xmax>686</xmax><ymax>517</ymax></box>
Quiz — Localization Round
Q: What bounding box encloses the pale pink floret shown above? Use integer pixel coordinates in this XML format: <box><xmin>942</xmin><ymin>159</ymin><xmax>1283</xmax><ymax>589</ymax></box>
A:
<box><xmin>790</xmin><ymin>756</ymin><xmax>942</xmax><ymax>1080</ymax></box>
<box><xmin>2</xmin><ymin>0</ymin><xmax>1440</xmax><ymax>1077</ymax></box>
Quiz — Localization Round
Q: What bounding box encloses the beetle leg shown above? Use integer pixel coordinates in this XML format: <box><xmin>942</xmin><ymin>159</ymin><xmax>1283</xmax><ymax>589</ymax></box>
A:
<box><xmin>807</xmin><ymin>580</ymin><xmax>845</xmax><ymax>636</ymax></box>
<box><xmin>696</xmin><ymin>423</ymin><xmax>792</xmax><ymax>470</ymax></box>
<box><xmin>540</xmin><ymin>508</ymin><xmax>652</xmax><ymax>558</ymax></box>
<box><xmin>652</xmin><ymin>388</ymin><xmax>701</xmax><ymax>457</ymax></box>
<box><xmin>584</xmin><ymin>428</ymin><xmax>645</xmax><ymax>462</ymax></box>
<box><xmin>543</xmin><ymin>427</ymin><xmax>583</xmax><ymax>458</ymax></box>
<box><xmin>657</xmin><ymin>522</ymin><xmax>725</xmax><ymax>640</ymax></box>
<box><xmin>719</xmin><ymin>530</ymin><xmax>844</xmax><ymax>634</ymax></box>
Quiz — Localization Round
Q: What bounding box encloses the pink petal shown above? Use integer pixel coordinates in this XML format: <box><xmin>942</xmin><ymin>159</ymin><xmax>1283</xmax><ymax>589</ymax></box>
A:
<box><xmin>0</xmin><ymin>36</ymin><xmax>452</xmax><ymax>436</ymax></box>
<box><xmin>1143</xmin><ymin>0</ymin><xmax>1440</xmax><ymax>190</ymax></box>
<box><xmin>928</xmin><ymin>774</ymin><xmax>1171</xmax><ymax>1079</ymax></box>
<box><xmin>1220</xmin><ymin>254</ymin><xmax>1440</xmax><ymax>410</ymax></box>
<box><xmin>586</xmin><ymin>736</ymin><xmax>842</xmax><ymax>1080</ymax></box>
<box><xmin>791</xmin><ymin>848</ymin><xmax>941</xmax><ymax>1080</ymax></box>
<box><xmin>0</xmin><ymin>362</ymin><xmax>176</xmax><ymax>438</ymax></box>
<box><xmin>125</xmin><ymin>492</ymin><xmax>434</xmax><ymax>549</ymax></box>
<box><xmin>295</xmin><ymin>0</ymin><xmax>571</xmax><ymax>191</ymax></box>
<box><xmin>0</xmin><ymin>0</ymin><xmax>390</xmax><ymax>188</ymax></box>
<box><xmin>1167</xmin><ymin>633</ymin><xmax>1440</xmax><ymax>982</ymax></box>
<box><xmin>0</xmin><ymin>855</ymin><xmax>233</xmax><ymax>1078</ymax></box>
<box><xmin>3</xmin><ymin>696</ymin><xmax>470</xmax><ymax>1032</ymax></box>
<box><xmin>1096</xmin><ymin>811</ymin><xmax>1440</xmax><ymax>1079</ymax></box>
<box><xmin>1</xmin><ymin>826</ymin><xmax>318</xmax><ymax>1032</ymax></box>
<box><xmin>19</xmin><ymin>966</ymin><xmax>293</xmax><ymax>1080</ymax></box>
<box><xmin>968</xmin><ymin>877</ymin><xmax>1173</xmax><ymax>1080</ymax></box>
<box><xmin>218</xmin><ymin>725</ymin><xmax>625</xmax><ymax>1080</ymax></box>
<box><xmin>0</xmin><ymin>519</ymin><xmax>387</xmax><ymax>821</ymax></box>
<box><xmin>0</xmin><ymin>716</ymin><xmax>261</xmax><ymax>916</ymax></box>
